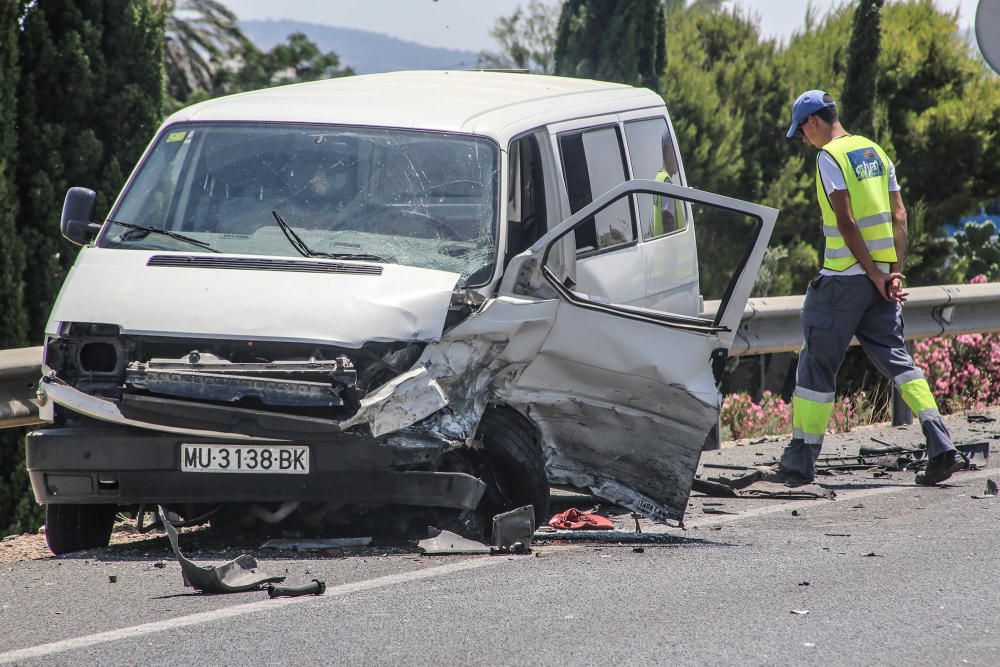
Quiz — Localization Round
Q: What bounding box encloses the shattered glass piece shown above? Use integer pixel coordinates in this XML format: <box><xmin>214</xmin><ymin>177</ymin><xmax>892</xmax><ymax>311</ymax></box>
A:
<box><xmin>417</xmin><ymin>527</ymin><xmax>490</xmax><ymax>555</ymax></box>
<box><xmin>158</xmin><ymin>506</ymin><xmax>284</xmax><ymax>593</ymax></box>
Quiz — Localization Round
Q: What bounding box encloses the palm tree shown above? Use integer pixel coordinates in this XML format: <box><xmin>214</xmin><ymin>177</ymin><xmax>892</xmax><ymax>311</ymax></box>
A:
<box><xmin>154</xmin><ymin>0</ymin><xmax>248</xmax><ymax>102</ymax></box>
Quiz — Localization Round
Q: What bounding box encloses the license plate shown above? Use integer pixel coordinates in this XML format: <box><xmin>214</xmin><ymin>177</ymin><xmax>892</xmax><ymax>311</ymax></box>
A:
<box><xmin>180</xmin><ymin>444</ymin><xmax>309</xmax><ymax>474</ymax></box>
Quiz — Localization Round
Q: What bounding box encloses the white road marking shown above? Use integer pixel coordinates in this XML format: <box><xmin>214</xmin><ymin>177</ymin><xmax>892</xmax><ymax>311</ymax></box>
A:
<box><xmin>0</xmin><ymin>556</ymin><xmax>510</xmax><ymax>664</ymax></box>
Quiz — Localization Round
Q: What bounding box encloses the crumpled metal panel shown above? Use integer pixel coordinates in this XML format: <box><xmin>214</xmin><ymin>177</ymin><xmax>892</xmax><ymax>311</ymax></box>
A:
<box><xmin>340</xmin><ymin>366</ymin><xmax>448</xmax><ymax>437</ymax></box>
<box><xmin>159</xmin><ymin>506</ymin><xmax>285</xmax><ymax>593</ymax></box>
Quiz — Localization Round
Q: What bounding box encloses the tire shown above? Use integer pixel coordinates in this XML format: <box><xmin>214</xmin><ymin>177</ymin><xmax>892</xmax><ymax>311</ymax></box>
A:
<box><xmin>44</xmin><ymin>504</ymin><xmax>116</xmax><ymax>555</ymax></box>
<box><xmin>476</xmin><ymin>407</ymin><xmax>550</xmax><ymax>530</ymax></box>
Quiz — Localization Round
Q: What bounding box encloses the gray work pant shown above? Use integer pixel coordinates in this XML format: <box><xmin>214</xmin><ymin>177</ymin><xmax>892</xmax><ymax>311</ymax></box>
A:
<box><xmin>780</xmin><ymin>274</ymin><xmax>955</xmax><ymax>478</ymax></box>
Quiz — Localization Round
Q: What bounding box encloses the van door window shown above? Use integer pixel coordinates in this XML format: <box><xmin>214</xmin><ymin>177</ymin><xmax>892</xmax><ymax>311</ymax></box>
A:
<box><xmin>505</xmin><ymin>134</ymin><xmax>548</xmax><ymax>266</ymax></box>
<box><xmin>623</xmin><ymin>118</ymin><xmax>687</xmax><ymax>239</ymax></box>
<box><xmin>557</xmin><ymin>126</ymin><xmax>635</xmax><ymax>254</ymax></box>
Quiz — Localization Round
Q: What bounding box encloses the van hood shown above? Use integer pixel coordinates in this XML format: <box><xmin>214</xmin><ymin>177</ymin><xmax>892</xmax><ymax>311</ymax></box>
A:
<box><xmin>47</xmin><ymin>248</ymin><xmax>462</xmax><ymax>347</ymax></box>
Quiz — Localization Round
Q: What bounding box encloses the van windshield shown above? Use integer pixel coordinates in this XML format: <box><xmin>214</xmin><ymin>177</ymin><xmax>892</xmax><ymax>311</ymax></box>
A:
<box><xmin>104</xmin><ymin>123</ymin><xmax>500</xmax><ymax>283</ymax></box>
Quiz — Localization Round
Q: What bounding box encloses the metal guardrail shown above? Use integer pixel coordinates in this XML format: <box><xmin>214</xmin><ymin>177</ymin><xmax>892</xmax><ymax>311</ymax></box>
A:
<box><xmin>704</xmin><ymin>282</ymin><xmax>1000</xmax><ymax>357</ymax></box>
<box><xmin>0</xmin><ymin>346</ymin><xmax>44</xmax><ymax>429</ymax></box>
<box><xmin>1</xmin><ymin>283</ymin><xmax>998</xmax><ymax>430</ymax></box>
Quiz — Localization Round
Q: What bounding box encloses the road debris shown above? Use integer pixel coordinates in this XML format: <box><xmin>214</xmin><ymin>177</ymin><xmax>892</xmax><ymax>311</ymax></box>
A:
<box><xmin>790</xmin><ymin>609</ymin><xmax>810</xmax><ymax>615</ymax></box>
<box><xmin>493</xmin><ymin>505</ymin><xmax>535</xmax><ymax>552</ymax></box>
<box><xmin>159</xmin><ymin>506</ymin><xmax>285</xmax><ymax>594</ymax></box>
<box><xmin>696</xmin><ymin>439</ymin><xmax>990</xmax><ymax>502</ymax></box>
<box><xmin>548</xmin><ymin>508</ymin><xmax>614</xmax><ymax>530</ymax></box>
<box><xmin>267</xmin><ymin>579</ymin><xmax>326</xmax><ymax>598</ymax></box>
<box><xmin>862</xmin><ymin>552</ymin><xmax>883</xmax><ymax>557</ymax></box>
<box><xmin>971</xmin><ymin>479</ymin><xmax>999</xmax><ymax>499</ymax></box>
<box><xmin>418</xmin><ymin>528</ymin><xmax>491</xmax><ymax>555</ymax></box>
<box><xmin>967</xmin><ymin>414</ymin><xmax>997</xmax><ymax>424</ymax></box>
<box><xmin>261</xmin><ymin>537</ymin><xmax>373</xmax><ymax>550</ymax></box>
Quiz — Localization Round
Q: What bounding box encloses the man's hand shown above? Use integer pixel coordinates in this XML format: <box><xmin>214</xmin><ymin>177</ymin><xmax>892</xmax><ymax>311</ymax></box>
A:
<box><xmin>887</xmin><ymin>274</ymin><xmax>909</xmax><ymax>303</ymax></box>
<box><xmin>868</xmin><ymin>269</ymin><xmax>908</xmax><ymax>303</ymax></box>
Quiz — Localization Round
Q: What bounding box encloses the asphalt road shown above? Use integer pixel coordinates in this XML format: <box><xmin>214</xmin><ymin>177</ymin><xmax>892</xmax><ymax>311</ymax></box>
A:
<box><xmin>2</xmin><ymin>409</ymin><xmax>999</xmax><ymax>666</ymax></box>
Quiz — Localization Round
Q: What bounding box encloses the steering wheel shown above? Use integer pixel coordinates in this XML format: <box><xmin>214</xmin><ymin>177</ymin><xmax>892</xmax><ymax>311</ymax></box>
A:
<box><xmin>341</xmin><ymin>203</ymin><xmax>463</xmax><ymax>241</ymax></box>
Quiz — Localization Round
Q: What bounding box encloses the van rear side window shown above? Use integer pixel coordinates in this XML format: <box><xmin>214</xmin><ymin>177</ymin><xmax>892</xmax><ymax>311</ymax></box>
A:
<box><xmin>623</xmin><ymin>118</ymin><xmax>688</xmax><ymax>239</ymax></box>
<box><xmin>558</xmin><ymin>126</ymin><xmax>635</xmax><ymax>255</ymax></box>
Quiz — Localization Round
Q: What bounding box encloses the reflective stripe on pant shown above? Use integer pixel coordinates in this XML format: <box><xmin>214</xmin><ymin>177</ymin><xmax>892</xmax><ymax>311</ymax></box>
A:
<box><xmin>792</xmin><ymin>388</ymin><xmax>834</xmax><ymax>445</ymax></box>
<box><xmin>893</xmin><ymin>368</ymin><xmax>941</xmax><ymax>422</ymax></box>
<box><xmin>780</xmin><ymin>274</ymin><xmax>955</xmax><ymax>478</ymax></box>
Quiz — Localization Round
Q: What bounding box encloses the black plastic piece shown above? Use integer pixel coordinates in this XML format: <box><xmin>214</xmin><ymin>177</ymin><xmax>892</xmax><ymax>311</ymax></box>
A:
<box><xmin>710</xmin><ymin>347</ymin><xmax>728</xmax><ymax>386</ymax></box>
<box><xmin>267</xmin><ymin>579</ymin><xmax>326</xmax><ymax>598</ymax></box>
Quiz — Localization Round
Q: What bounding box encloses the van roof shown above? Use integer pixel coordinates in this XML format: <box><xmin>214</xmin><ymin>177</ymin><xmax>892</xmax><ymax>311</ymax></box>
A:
<box><xmin>165</xmin><ymin>71</ymin><xmax>665</xmax><ymax>141</ymax></box>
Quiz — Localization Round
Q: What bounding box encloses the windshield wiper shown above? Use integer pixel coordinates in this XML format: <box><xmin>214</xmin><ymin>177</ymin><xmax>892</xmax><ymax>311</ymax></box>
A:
<box><xmin>108</xmin><ymin>220</ymin><xmax>219</xmax><ymax>253</ymax></box>
<box><xmin>271</xmin><ymin>210</ymin><xmax>388</xmax><ymax>263</ymax></box>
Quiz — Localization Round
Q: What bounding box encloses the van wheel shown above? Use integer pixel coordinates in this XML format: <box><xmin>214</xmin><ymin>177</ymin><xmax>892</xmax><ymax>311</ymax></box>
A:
<box><xmin>476</xmin><ymin>407</ymin><xmax>550</xmax><ymax>531</ymax></box>
<box><xmin>45</xmin><ymin>504</ymin><xmax>116</xmax><ymax>555</ymax></box>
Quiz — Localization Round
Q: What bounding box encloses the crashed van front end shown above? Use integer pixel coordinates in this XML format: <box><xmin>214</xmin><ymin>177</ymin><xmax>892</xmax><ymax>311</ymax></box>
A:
<box><xmin>29</xmin><ymin>243</ymin><xmax>520</xmax><ymax>512</ymax></box>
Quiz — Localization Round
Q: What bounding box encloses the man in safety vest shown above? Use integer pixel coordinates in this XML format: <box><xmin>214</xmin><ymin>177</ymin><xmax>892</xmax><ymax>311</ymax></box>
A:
<box><xmin>652</xmin><ymin>129</ymin><xmax>685</xmax><ymax>236</ymax></box>
<box><xmin>770</xmin><ymin>90</ymin><xmax>964</xmax><ymax>486</ymax></box>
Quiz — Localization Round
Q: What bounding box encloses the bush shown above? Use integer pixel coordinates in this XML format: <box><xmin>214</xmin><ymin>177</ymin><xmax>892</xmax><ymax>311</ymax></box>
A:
<box><xmin>913</xmin><ymin>276</ymin><xmax>1000</xmax><ymax>411</ymax></box>
<box><xmin>721</xmin><ymin>387</ymin><xmax>892</xmax><ymax>441</ymax></box>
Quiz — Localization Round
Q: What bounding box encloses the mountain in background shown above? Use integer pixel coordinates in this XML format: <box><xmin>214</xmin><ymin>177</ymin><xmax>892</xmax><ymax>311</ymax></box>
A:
<box><xmin>241</xmin><ymin>20</ymin><xmax>480</xmax><ymax>74</ymax></box>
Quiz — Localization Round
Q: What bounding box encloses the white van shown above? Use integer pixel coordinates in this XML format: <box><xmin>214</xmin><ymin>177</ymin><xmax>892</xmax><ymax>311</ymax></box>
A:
<box><xmin>29</xmin><ymin>71</ymin><xmax>776</xmax><ymax>553</ymax></box>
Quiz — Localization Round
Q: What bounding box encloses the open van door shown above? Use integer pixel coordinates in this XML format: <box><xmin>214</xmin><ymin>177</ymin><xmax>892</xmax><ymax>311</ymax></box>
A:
<box><xmin>499</xmin><ymin>179</ymin><xmax>777</xmax><ymax>522</ymax></box>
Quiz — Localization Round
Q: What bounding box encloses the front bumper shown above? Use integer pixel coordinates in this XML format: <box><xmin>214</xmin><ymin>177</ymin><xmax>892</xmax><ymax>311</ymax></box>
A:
<box><xmin>26</xmin><ymin>426</ymin><xmax>486</xmax><ymax>509</ymax></box>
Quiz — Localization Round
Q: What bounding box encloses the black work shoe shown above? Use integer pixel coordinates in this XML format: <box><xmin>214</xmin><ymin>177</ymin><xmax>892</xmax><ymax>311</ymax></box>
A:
<box><xmin>755</xmin><ymin>464</ymin><xmax>815</xmax><ymax>487</ymax></box>
<box><xmin>915</xmin><ymin>450</ymin><xmax>968</xmax><ymax>486</ymax></box>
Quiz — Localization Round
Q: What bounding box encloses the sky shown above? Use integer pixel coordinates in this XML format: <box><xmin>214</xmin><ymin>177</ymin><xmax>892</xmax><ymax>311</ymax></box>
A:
<box><xmin>220</xmin><ymin>0</ymin><xmax>981</xmax><ymax>53</ymax></box>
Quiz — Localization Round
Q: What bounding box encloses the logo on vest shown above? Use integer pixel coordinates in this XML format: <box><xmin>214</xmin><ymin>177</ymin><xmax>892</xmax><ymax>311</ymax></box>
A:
<box><xmin>846</xmin><ymin>147</ymin><xmax>885</xmax><ymax>181</ymax></box>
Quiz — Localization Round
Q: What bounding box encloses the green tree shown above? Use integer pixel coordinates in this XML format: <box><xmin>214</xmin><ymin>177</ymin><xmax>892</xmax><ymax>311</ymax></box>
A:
<box><xmin>953</xmin><ymin>220</ymin><xmax>1000</xmax><ymax>280</ymax></box>
<box><xmin>0</xmin><ymin>0</ymin><xmax>26</xmax><ymax>350</ymax></box>
<box><xmin>660</xmin><ymin>4</ymin><xmax>812</xmax><ymax>296</ymax></box>
<box><xmin>213</xmin><ymin>32</ymin><xmax>354</xmax><ymax>95</ymax></box>
<box><xmin>0</xmin><ymin>0</ymin><xmax>36</xmax><ymax>538</ymax></box>
<box><xmin>840</xmin><ymin>0</ymin><xmax>884</xmax><ymax>138</ymax></box>
<box><xmin>16</xmin><ymin>0</ymin><xmax>164</xmax><ymax>341</ymax></box>
<box><xmin>554</xmin><ymin>0</ymin><xmax>664</xmax><ymax>90</ymax></box>
<box><xmin>478</xmin><ymin>0</ymin><xmax>559</xmax><ymax>73</ymax></box>
<box><xmin>158</xmin><ymin>0</ymin><xmax>247</xmax><ymax>103</ymax></box>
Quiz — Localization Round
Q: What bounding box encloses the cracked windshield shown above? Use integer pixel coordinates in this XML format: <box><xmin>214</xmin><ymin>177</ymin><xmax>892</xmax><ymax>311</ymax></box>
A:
<box><xmin>105</xmin><ymin>124</ymin><xmax>499</xmax><ymax>282</ymax></box>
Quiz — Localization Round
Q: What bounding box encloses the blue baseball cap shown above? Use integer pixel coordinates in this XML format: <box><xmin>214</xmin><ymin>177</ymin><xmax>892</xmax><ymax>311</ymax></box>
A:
<box><xmin>786</xmin><ymin>90</ymin><xmax>836</xmax><ymax>138</ymax></box>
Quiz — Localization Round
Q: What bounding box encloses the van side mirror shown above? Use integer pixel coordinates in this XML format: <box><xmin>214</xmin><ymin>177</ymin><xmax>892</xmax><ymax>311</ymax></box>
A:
<box><xmin>60</xmin><ymin>187</ymin><xmax>101</xmax><ymax>246</ymax></box>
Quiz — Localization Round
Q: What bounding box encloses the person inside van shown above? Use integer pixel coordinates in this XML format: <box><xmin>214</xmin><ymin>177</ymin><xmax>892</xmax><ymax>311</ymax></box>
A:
<box><xmin>652</xmin><ymin>129</ymin><xmax>684</xmax><ymax>236</ymax></box>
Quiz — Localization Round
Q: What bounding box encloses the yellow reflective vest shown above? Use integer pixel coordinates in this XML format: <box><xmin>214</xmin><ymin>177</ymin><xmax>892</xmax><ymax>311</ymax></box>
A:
<box><xmin>652</xmin><ymin>170</ymin><xmax>685</xmax><ymax>237</ymax></box>
<box><xmin>815</xmin><ymin>135</ymin><xmax>897</xmax><ymax>271</ymax></box>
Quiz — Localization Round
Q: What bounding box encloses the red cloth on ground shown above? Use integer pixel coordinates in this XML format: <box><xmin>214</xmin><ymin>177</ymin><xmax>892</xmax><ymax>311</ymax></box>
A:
<box><xmin>548</xmin><ymin>507</ymin><xmax>614</xmax><ymax>530</ymax></box>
